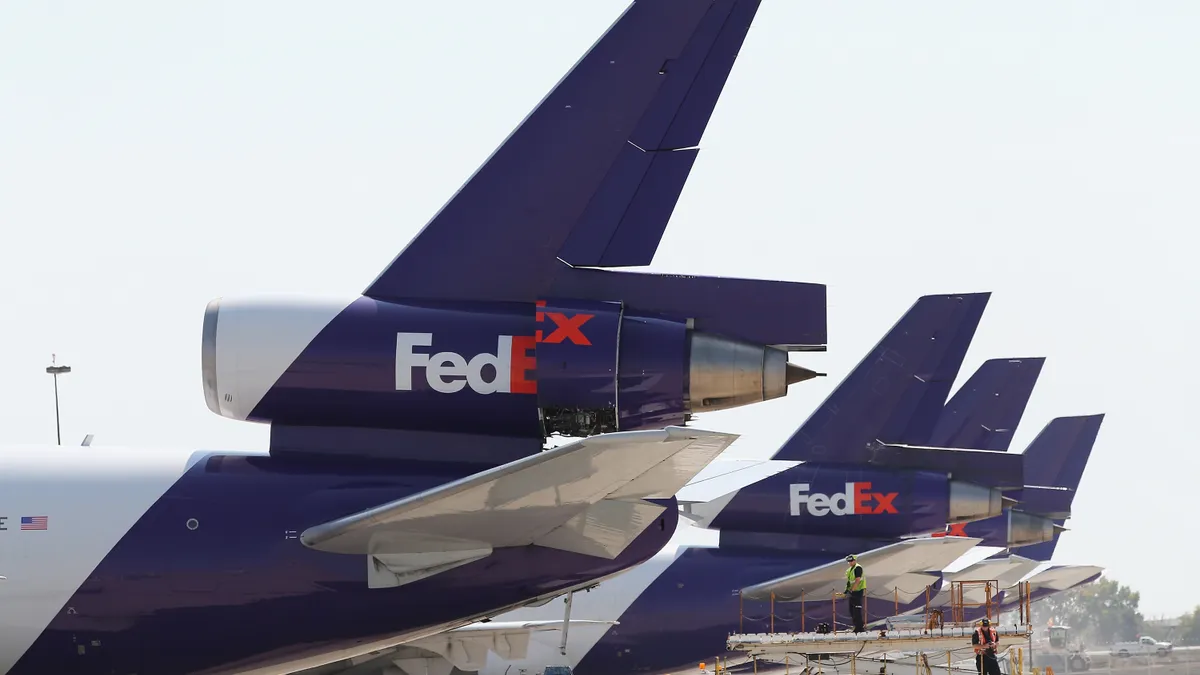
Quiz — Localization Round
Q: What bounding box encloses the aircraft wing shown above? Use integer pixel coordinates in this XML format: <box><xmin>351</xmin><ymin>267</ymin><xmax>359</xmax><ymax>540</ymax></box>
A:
<box><xmin>301</xmin><ymin>426</ymin><xmax>737</xmax><ymax>588</ymax></box>
<box><xmin>740</xmin><ymin>537</ymin><xmax>982</xmax><ymax>605</ymax></box>
<box><xmin>366</xmin><ymin>0</ymin><xmax>765</xmax><ymax>303</ymax></box>
<box><xmin>1025</xmin><ymin>564</ymin><xmax>1104</xmax><ymax>592</ymax></box>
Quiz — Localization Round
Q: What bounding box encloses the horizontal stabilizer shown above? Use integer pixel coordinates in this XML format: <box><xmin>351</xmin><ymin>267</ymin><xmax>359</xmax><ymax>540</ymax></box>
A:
<box><xmin>366</xmin><ymin>0</ymin><xmax>766</xmax><ymax>303</ymax></box>
<box><xmin>856</xmin><ymin>443</ymin><xmax>1023</xmax><ymax>489</ymax></box>
<box><xmin>929</xmin><ymin>357</ymin><xmax>1045</xmax><ymax>451</ymax></box>
<box><xmin>740</xmin><ymin>536</ymin><xmax>980</xmax><ymax>603</ymax></box>
<box><xmin>301</xmin><ymin>427</ymin><xmax>736</xmax><ymax>587</ymax></box>
<box><xmin>549</xmin><ymin>267</ymin><xmax>827</xmax><ymax>349</ymax></box>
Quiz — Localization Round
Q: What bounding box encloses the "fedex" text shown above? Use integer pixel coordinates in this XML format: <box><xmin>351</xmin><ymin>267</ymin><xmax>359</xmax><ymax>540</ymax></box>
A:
<box><xmin>789</xmin><ymin>482</ymin><xmax>899</xmax><ymax>516</ymax></box>
<box><xmin>396</xmin><ymin>333</ymin><xmax>536</xmax><ymax>395</ymax></box>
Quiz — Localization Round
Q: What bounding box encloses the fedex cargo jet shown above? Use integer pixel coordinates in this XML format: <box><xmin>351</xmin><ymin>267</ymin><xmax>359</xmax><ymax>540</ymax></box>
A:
<box><xmin>1</xmin><ymin>2</ymin><xmax>832</xmax><ymax>674</ymax></box>
<box><xmin>451</xmin><ymin>297</ymin><xmax>1107</xmax><ymax>675</ymax></box>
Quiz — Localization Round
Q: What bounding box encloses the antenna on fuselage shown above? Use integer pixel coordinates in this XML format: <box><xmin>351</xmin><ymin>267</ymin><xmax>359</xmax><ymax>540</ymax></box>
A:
<box><xmin>81</xmin><ymin>434</ymin><xmax>94</xmax><ymax>446</ymax></box>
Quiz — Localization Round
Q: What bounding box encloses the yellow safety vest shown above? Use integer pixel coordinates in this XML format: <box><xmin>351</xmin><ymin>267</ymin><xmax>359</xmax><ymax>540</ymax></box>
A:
<box><xmin>846</xmin><ymin>564</ymin><xmax>866</xmax><ymax>592</ymax></box>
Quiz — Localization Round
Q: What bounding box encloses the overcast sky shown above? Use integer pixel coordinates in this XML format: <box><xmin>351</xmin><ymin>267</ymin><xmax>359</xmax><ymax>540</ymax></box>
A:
<box><xmin>2</xmin><ymin>1</ymin><xmax>1197</xmax><ymax>617</ymax></box>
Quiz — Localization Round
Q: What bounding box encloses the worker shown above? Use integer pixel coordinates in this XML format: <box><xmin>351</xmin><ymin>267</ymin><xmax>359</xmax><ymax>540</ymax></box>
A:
<box><xmin>844</xmin><ymin>554</ymin><xmax>865</xmax><ymax>633</ymax></box>
<box><xmin>972</xmin><ymin>618</ymin><xmax>1002</xmax><ymax>675</ymax></box>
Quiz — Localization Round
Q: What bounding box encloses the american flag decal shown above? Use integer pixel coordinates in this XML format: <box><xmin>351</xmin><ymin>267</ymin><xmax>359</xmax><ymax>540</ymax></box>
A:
<box><xmin>21</xmin><ymin>516</ymin><xmax>48</xmax><ymax>531</ymax></box>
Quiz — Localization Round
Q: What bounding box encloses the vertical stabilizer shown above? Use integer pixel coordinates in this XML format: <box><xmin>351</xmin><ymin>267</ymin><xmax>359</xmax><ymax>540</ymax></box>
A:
<box><xmin>771</xmin><ymin>293</ymin><xmax>990</xmax><ymax>463</ymax></box>
<box><xmin>929</xmin><ymin>357</ymin><xmax>1045</xmax><ymax>451</ymax></box>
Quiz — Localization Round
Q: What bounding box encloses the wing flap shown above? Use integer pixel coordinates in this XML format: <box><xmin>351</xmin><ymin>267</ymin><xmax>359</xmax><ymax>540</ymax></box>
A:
<box><xmin>533</xmin><ymin>498</ymin><xmax>666</xmax><ymax>558</ymax></box>
<box><xmin>405</xmin><ymin>620</ymin><xmax>619</xmax><ymax>670</ymax></box>
<box><xmin>301</xmin><ymin>426</ymin><xmax>738</xmax><ymax>563</ymax></box>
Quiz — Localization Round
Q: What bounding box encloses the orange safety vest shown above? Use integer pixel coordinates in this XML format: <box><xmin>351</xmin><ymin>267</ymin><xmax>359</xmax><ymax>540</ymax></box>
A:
<box><xmin>975</xmin><ymin>627</ymin><xmax>998</xmax><ymax>655</ymax></box>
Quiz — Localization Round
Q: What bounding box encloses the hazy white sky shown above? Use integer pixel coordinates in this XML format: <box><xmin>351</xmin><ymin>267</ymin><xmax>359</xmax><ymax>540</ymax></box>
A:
<box><xmin>2</xmin><ymin>1</ymin><xmax>1198</xmax><ymax>617</ymax></box>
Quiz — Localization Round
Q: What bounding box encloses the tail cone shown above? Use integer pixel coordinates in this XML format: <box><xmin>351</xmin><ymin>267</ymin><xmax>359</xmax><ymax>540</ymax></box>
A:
<box><xmin>786</xmin><ymin>363</ymin><xmax>824</xmax><ymax>385</ymax></box>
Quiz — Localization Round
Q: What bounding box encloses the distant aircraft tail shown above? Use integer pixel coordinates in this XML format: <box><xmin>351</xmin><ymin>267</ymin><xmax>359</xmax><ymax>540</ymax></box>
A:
<box><xmin>770</xmin><ymin>293</ymin><xmax>990</xmax><ymax>463</ymax></box>
<box><xmin>964</xmin><ymin>414</ymin><xmax>1105</xmax><ymax>555</ymax></box>
<box><xmin>1006</xmin><ymin>415</ymin><xmax>1104</xmax><ymax>560</ymax></box>
<box><xmin>927</xmin><ymin>357</ymin><xmax>1045</xmax><ymax>451</ymax></box>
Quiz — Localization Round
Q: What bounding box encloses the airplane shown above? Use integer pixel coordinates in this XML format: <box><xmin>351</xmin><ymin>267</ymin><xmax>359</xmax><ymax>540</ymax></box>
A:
<box><xmin>280</xmin><ymin>291</ymin><xmax>992</xmax><ymax>675</ymax></box>
<box><xmin>3</xmin><ymin>2</ymin><xmax>835</xmax><ymax>674</ymax></box>
<box><xmin>452</xmin><ymin>295</ymin><xmax>1107</xmax><ymax>675</ymax></box>
<box><xmin>201</xmin><ymin>0</ymin><xmax>828</xmax><ymax>471</ymax></box>
<box><xmin>0</xmin><ymin>427</ymin><xmax>740</xmax><ymax>675</ymax></box>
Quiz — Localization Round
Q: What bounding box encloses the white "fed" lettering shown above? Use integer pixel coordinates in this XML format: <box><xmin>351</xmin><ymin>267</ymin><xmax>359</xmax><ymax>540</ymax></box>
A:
<box><xmin>395</xmin><ymin>332</ymin><xmax>513</xmax><ymax>394</ymax></box>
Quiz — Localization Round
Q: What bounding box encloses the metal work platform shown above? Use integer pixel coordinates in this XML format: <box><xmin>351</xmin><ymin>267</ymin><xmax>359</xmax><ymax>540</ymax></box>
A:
<box><xmin>728</xmin><ymin>624</ymin><xmax>1033</xmax><ymax>658</ymax></box>
<box><xmin>728</xmin><ymin>579</ymin><xmax>1036</xmax><ymax>659</ymax></box>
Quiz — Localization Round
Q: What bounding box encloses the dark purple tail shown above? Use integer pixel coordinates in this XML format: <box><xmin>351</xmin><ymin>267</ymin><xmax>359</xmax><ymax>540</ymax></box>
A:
<box><xmin>1009</xmin><ymin>415</ymin><xmax>1104</xmax><ymax>560</ymax></box>
<box><xmin>362</xmin><ymin>0</ymin><xmax>826</xmax><ymax>350</ymax></box>
<box><xmin>928</xmin><ymin>357</ymin><xmax>1045</xmax><ymax>451</ymax></box>
<box><xmin>969</xmin><ymin>414</ymin><xmax>1105</xmax><ymax>556</ymax></box>
<box><xmin>770</xmin><ymin>293</ymin><xmax>989</xmax><ymax>463</ymax></box>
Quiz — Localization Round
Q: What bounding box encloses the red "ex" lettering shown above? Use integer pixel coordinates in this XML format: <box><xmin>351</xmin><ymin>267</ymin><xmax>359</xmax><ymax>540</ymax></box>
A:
<box><xmin>534</xmin><ymin>301</ymin><xmax>594</xmax><ymax>346</ymax></box>
<box><xmin>872</xmin><ymin>491</ymin><xmax>898</xmax><ymax>514</ymax></box>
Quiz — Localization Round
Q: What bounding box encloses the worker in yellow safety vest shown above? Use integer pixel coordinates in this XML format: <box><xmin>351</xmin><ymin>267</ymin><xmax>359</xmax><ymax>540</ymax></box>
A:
<box><xmin>844</xmin><ymin>554</ymin><xmax>866</xmax><ymax>633</ymax></box>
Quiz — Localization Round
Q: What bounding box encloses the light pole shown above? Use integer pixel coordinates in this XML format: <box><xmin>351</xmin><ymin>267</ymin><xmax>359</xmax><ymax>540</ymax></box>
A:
<box><xmin>46</xmin><ymin>354</ymin><xmax>71</xmax><ymax>446</ymax></box>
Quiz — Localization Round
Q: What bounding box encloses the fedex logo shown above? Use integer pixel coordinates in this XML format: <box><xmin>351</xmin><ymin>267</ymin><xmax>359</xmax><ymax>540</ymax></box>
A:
<box><xmin>789</xmin><ymin>482</ymin><xmax>899</xmax><ymax>516</ymax></box>
<box><xmin>396</xmin><ymin>333</ymin><xmax>536</xmax><ymax>395</ymax></box>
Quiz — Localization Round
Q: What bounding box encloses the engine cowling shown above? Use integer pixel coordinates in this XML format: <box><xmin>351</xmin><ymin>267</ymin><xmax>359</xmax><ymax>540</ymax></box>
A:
<box><xmin>202</xmin><ymin>295</ymin><xmax>819</xmax><ymax>440</ymax></box>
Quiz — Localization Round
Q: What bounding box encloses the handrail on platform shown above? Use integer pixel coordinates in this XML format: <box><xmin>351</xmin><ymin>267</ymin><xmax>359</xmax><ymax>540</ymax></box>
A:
<box><xmin>735</xmin><ymin>579</ymin><xmax>1036</xmax><ymax>637</ymax></box>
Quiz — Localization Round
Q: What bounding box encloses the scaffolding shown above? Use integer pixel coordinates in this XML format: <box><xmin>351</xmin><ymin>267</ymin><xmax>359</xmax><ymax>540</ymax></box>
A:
<box><xmin>728</xmin><ymin>581</ymin><xmax>1034</xmax><ymax>658</ymax></box>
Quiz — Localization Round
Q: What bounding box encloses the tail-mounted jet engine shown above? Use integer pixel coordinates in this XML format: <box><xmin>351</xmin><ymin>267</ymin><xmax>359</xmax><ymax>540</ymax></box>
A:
<box><xmin>202</xmin><ymin>295</ymin><xmax>820</xmax><ymax>443</ymax></box>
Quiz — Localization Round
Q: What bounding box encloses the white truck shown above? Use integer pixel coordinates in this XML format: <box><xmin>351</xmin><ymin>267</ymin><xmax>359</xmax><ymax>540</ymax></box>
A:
<box><xmin>1110</xmin><ymin>636</ymin><xmax>1173</xmax><ymax>658</ymax></box>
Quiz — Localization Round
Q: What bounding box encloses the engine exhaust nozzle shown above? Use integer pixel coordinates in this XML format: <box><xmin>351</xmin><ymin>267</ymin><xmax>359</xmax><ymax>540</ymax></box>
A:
<box><xmin>687</xmin><ymin>332</ymin><xmax>822</xmax><ymax>414</ymax></box>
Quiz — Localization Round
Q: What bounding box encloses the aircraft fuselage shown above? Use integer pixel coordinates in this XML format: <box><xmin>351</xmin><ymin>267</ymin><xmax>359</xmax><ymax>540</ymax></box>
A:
<box><xmin>0</xmin><ymin>445</ymin><xmax>676</xmax><ymax>675</ymax></box>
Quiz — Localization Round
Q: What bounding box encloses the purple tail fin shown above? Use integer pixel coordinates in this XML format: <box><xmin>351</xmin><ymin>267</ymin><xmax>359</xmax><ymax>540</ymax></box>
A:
<box><xmin>1009</xmin><ymin>415</ymin><xmax>1104</xmax><ymax>560</ymax></box>
<box><xmin>771</xmin><ymin>293</ymin><xmax>989</xmax><ymax>462</ymax></box>
<box><xmin>367</xmin><ymin>1</ymin><xmax>759</xmax><ymax>301</ymax></box>
<box><xmin>1020</xmin><ymin>415</ymin><xmax>1105</xmax><ymax>497</ymax></box>
<box><xmin>362</xmin><ymin>1</ymin><xmax>827</xmax><ymax>349</ymax></box>
<box><xmin>971</xmin><ymin>414</ymin><xmax>1104</xmax><ymax>559</ymax></box>
<box><xmin>928</xmin><ymin>357</ymin><xmax>1045</xmax><ymax>451</ymax></box>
